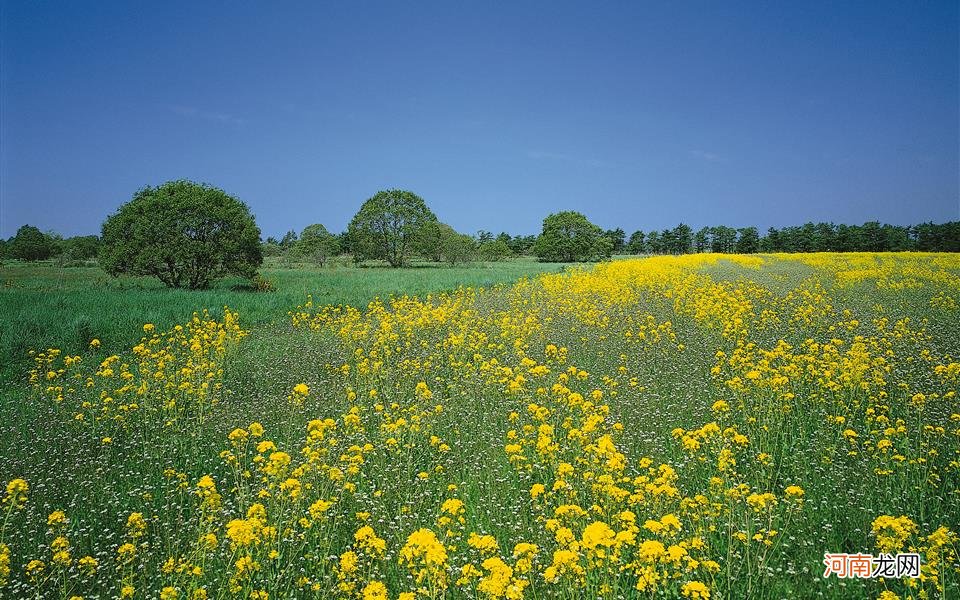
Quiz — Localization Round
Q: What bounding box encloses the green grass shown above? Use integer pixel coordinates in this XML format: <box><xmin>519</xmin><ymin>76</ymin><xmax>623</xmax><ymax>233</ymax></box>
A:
<box><xmin>0</xmin><ymin>257</ymin><xmax>567</xmax><ymax>381</ymax></box>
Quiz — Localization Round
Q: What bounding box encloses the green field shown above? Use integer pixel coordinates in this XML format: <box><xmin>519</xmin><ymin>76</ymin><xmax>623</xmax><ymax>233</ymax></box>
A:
<box><xmin>0</xmin><ymin>258</ymin><xmax>568</xmax><ymax>382</ymax></box>
<box><xmin>1</xmin><ymin>253</ymin><xmax>959</xmax><ymax>599</ymax></box>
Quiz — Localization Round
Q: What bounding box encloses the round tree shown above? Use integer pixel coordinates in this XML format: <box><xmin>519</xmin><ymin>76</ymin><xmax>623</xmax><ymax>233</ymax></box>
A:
<box><xmin>99</xmin><ymin>180</ymin><xmax>262</xmax><ymax>289</ymax></box>
<box><xmin>295</xmin><ymin>223</ymin><xmax>340</xmax><ymax>266</ymax></box>
<box><xmin>9</xmin><ymin>225</ymin><xmax>57</xmax><ymax>261</ymax></box>
<box><xmin>346</xmin><ymin>190</ymin><xmax>437</xmax><ymax>267</ymax></box>
<box><xmin>532</xmin><ymin>211</ymin><xmax>612</xmax><ymax>262</ymax></box>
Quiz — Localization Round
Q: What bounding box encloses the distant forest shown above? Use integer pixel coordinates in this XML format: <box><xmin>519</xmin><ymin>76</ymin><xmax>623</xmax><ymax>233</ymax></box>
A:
<box><xmin>3</xmin><ymin>220</ymin><xmax>958</xmax><ymax>265</ymax></box>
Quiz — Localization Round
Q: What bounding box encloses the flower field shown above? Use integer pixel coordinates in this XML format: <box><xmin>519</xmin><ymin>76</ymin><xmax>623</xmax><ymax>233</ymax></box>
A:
<box><xmin>2</xmin><ymin>252</ymin><xmax>959</xmax><ymax>599</ymax></box>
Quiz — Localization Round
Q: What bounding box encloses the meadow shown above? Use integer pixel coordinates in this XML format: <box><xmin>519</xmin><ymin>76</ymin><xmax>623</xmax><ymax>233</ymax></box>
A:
<box><xmin>0</xmin><ymin>258</ymin><xmax>568</xmax><ymax>382</ymax></box>
<box><xmin>1</xmin><ymin>253</ymin><xmax>958</xmax><ymax>599</ymax></box>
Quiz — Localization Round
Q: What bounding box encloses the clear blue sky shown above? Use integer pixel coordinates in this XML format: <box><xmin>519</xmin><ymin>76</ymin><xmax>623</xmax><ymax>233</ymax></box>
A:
<box><xmin>1</xmin><ymin>1</ymin><xmax>957</xmax><ymax>239</ymax></box>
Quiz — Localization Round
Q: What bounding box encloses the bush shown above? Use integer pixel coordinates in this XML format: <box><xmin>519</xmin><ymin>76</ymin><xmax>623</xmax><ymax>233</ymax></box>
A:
<box><xmin>100</xmin><ymin>180</ymin><xmax>262</xmax><ymax>289</ymax></box>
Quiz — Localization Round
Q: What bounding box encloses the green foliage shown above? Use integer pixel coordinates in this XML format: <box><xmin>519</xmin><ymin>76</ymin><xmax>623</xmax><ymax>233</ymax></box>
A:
<box><xmin>442</xmin><ymin>231</ymin><xmax>477</xmax><ymax>265</ymax></box>
<box><xmin>735</xmin><ymin>227</ymin><xmax>760</xmax><ymax>253</ymax></box>
<box><xmin>478</xmin><ymin>239</ymin><xmax>513</xmax><ymax>262</ymax></box>
<box><xmin>412</xmin><ymin>221</ymin><xmax>456</xmax><ymax>262</ymax></box>
<box><xmin>99</xmin><ymin>180</ymin><xmax>262</xmax><ymax>289</ymax></box>
<box><xmin>532</xmin><ymin>211</ymin><xmax>612</xmax><ymax>262</ymax></box>
<box><xmin>294</xmin><ymin>223</ymin><xmax>339</xmax><ymax>266</ymax></box>
<box><xmin>626</xmin><ymin>230</ymin><xmax>646</xmax><ymax>254</ymax></box>
<box><xmin>346</xmin><ymin>190</ymin><xmax>438</xmax><ymax>267</ymax></box>
<box><xmin>9</xmin><ymin>225</ymin><xmax>57</xmax><ymax>261</ymax></box>
<box><xmin>604</xmin><ymin>228</ymin><xmax>626</xmax><ymax>253</ymax></box>
<box><xmin>60</xmin><ymin>235</ymin><xmax>101</xmax><ymax>261</ymax></box>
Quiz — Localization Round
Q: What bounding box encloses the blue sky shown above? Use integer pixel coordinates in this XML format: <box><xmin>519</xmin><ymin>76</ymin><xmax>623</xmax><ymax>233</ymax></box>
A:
<box><xmin>1</xmin><ymin>1</ymin><xmax>957</xmax><ymax>238</ymax></box>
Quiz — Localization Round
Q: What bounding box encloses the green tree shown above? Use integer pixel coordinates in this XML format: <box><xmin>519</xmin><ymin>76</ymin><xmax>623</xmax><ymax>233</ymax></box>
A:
<box><xmin>669</xmin><ymin>223</ymin><xmax>693</xmax><ymax>254</ymax></box>
<box><xmin>735</xmin><ymin>227</ymin><xmax>760</xmax><ymax>253</ymax></box>
<box><xmin>61</xmin><ymin>235</ymin><xmax>100</xmax><ymax>261</ymax></box>
<box><xmin>346</xmin><ymin>190</ymin><xmax>438</xmax><ymax>267</ymax></box>
<box><xmin>413</xmin><ymin>221</ymin><xmax>456</xmax><ymax>262</ymax></box>
<box><xmin>443</xmin><ymin>232</ymin><xmax>477</xmax><ymax>265</ymax></box>
<box><xmin>604</xmin><ymin>228</ymin><xmax>626</xmax><ymax>254</ymax></box>
<box><xmin>295</xmin><ymin>224</ymin><xmax>339</xmax><ymax>266</ymax></box>
<box><xmin>9</xmin><ymin>225</ymin><xmax>57</xmax><ymax>261</ymax></box>
<box><xmin>709</xmin><ymin>226</ymin><xmax>738</xmax><ymax>253</ymax></box>
<box><xmin>479</xmin><ymin>239</ymin><xmax>513</xmax><ymax>262</ymax></box>
<box><xmin>646</xmin><ymin>230</ymin><xmax>663</xmax><ymax>254</ymax></box>
<box><xmin>532</xmin><ymin>211</ymin><xmax>611</xmax><ymax>262</ymax></box>
<box><xmin>626</xmin><ymin>230</ymin><xmax>646</xmax><ymax>254</ymax></box>
<box><xmin>99</xmin><ymin>180</ymin><xmax>262</xmax><ymax>289</ymax></box>
<box><xmin>694</xmin><ymin>227</ymin><xmax>709</xmax><ymax>253</ymax></box>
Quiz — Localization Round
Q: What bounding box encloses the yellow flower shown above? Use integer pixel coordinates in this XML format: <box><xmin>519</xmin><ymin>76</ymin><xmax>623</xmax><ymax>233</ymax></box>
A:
<box><xmin>468</xmin><ymin>532</ymin><xmax>500</xmax><ymax>554</ymax></box>
<box><xmin>581</xmin><ymin>521</ymin><xmax>615</xmax><ymax>550</ymax></box>
<box><xmin>126</xmin><ymin>512</ymin><xmax>147</xmax><ymax>538</ymax></box>
<box><xmin>355</xmin><ymin>525</ymin><xmax>387</xmax><ymax>556</ymax></box>
<box><xmin>361</xmin><ymin>581</ymin><xmax>388</xmax><ymax>600</ymax></box>
<box><xmin>160</xmin><ymin>587</ymin><xmax>179</xmax><ymax>600</ymax></box>
<box><xmin>47</xmin><ymin>510</ymin><xmax>68</xmax><ymax>528</ymax></box>
<box><xmin>682</xmin><ymin>580</ymin><xmax>711</xmax><ymax>599</ymax></box>
<box><xmin>4</xmin><ymin>478</ymin><xmax>28</xmax><ymax>508</ymax></box>
<box><xmin>784</xmin><ymin>485</ymin><xmax>804</xmax><ymax>498</ymax></box>
<box><xmin>78</xmin><ymin>555</ymin><xmax>98</xmax><ymax>575</ymax></box>
<box><xmin>116</xmin><ymin>543</ymin><xmax>137</xmax><ymax>564</ymax></box>
<box><xmin>226</xmin><ymin>519</ymin><xmax>260</xmax><ymax>548</ymax></box>
<box><xmin>872</xmin><ymin>515</ymin><xmax>917</xmax><ymax>553</ymax></box>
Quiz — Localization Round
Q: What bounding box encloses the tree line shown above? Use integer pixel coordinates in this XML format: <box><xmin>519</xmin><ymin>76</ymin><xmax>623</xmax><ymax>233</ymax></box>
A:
<box><xmin>1</xmin><ymin>179</ymin><xmax>957</xmax><ymax>289</ymax></box>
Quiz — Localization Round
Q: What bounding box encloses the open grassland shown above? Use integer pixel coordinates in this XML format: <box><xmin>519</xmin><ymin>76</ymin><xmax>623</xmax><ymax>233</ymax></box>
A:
<box><xmin>0</xmin><ymin>258</ymin><xmax>568</xmax><ymax>382</ymax></box>
<box><xmin>1</xmin><ymin>253</ymin><xmax>959</xmax><ymax>599</ymax></box>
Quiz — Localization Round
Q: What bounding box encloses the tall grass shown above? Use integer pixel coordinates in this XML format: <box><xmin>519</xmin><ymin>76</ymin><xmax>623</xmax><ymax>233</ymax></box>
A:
<box><xmin>0</xmin><ymin>258</ymin><xmax>567</xmax><ymax>381</ymax></box>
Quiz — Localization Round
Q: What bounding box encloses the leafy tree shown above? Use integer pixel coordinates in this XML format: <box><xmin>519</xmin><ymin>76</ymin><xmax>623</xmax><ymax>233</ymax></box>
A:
<box><xmin>694</xmin><ymin>227</ymin><xmax>709</xmax><ymax>253</ymax></box>
<box><xmin>99</xmin><ymin>180</ymin><xmax>262</xmax><ymax>289</ymax></box>
<box><xmin>61</xmin><ymin>235</ymin><xmax>100</xmax><ymax>260</ymax></box>
<box><xmin>668</xmin><ymin>223</ymin><xmax>693</xmax><ymax>254</ymax></box>
<box><xmin>626</xmin><ymin>230</ymin><xmax>646</xmax><ymax>254</ymax></box>
<box><xmin>508</xmin><ymin>235</ymin><xmax>537</xmax><ymax>255</ymax></box>
<box><xmin>479</xmin><ymin>239</ymin><xmax>513</xmax><ymax>262</ymax></box>
<box><xmin>295</xmin><ymin>224</ymin><xmax>339</xmax><ymax>266</ymax></box>
<box><xmin>735</xmin><ymin>227</ymin><xmax>760</xmax><ymax>254</ymax></box>
<box><xmin>604</xmin><ymin>228</ymin><xmax>626</xmax><ymax>254</ymax></box>
<box><xmin>532</xmin><ymin>211</ymin><xmax>612</xmax><ymax>262</ymax></box>
<box><xmin>346</xmin><ymin>190</ymin><xmax>438</xmax><ymax>267</ymax></box>
<box><xmin>413</xmin><ymin>221</ymin><xmax>456</xmax><ymax>262</ymax></box>
<box><xmin>442</xmin><ymin>232</ymin><xmax>476</xmax><ymax>265</ymax></box>
<box><xmin>646</xmin><ymin>230</ymin><xmax>663</xmax><ymax>254</ymax></box>
<box><xmin>476</xmin><ymin>230</ymin><xmax>494</xmax><ymax>244</ymax></box>
<box><xmin>709</xmin><ymin>226</ymin><xmax>738</xmax><ymax>253</ymax></box>
<box><xmin>262</xmin><ymin>237</ymin><xmax>283</xmax><ymax>257</ymax></box>
<box><xmin>9</xmin><ymin>225</ymin><xmax>57</xmax><ymax>261</ymax></box>
<box><xmin>279</xmin><ymin>230</ymin><xmax>299</xmax><ymax>252</ymax></box>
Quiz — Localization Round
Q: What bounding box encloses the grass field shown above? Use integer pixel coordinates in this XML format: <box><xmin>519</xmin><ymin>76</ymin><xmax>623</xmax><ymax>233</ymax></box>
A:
<box><xmin>1</xmin><ymin>253</ymin><xmax>959</xmax><ymax>599</ymax></box>
<box><xmin>0</xmin><ymin>257</ymin><xmax>568</xmax><ymax>382</ymax></box>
